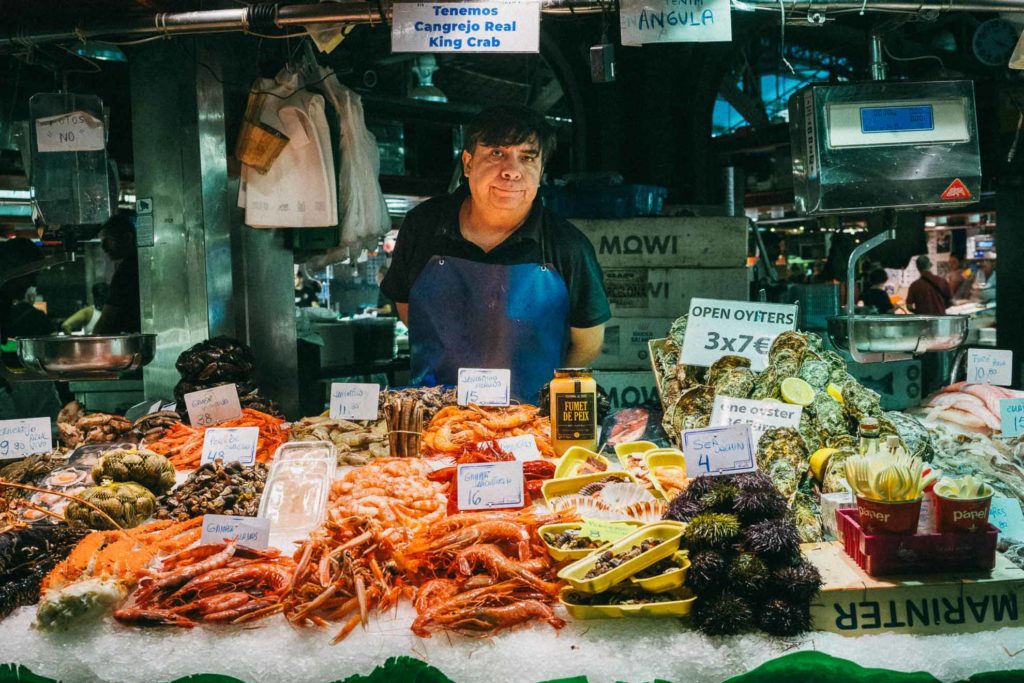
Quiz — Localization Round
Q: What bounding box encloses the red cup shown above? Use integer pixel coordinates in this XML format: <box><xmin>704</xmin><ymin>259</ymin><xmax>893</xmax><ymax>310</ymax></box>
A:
<box><xmin>933</xmin><ymin>491</ymin><xmax>993</xmax><ymax>533</ymax></box>
<box><xmin>856</xmin><ymin>495</ymin><xmax>922</xmax><ymax>535</ymax></box>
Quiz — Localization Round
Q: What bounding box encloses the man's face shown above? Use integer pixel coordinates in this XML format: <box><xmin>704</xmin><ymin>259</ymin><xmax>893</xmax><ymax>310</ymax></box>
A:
<box><xmin>462</xmin><ymin>138</ymin><xmax>543</xmax><ymax>219</ymax></box>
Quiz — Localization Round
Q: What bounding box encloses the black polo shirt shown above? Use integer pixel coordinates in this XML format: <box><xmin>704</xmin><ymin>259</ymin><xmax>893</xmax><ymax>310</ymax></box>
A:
<box><xmin>381</xmin><ymin>185</ymin><xmax>611</xmax><ymax>329</ymax></box>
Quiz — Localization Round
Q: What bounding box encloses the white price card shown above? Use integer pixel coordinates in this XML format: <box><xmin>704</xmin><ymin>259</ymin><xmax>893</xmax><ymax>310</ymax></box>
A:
<box><xmin>457</xmin><ymin>461</ymin><xmax>524</xmax><ymax>510</ymax></box>
<box><xmin>0</xmin><ymin>418</ymin><xmax>52</xmax><ymax>460</ymax></box>
<box><xmin>458</xmin><ymin>368</ymin><xmax>511</xmax><ymax>406</ymax></box>
<box><xmin>35</xmin><ymin>111</ymin><xmax>105</xmax><ymax>153</ymax></box>
<box><xmin>967</xmin><ymin>349</ymin><xmax>1013</xmax><ymax>387</ymax></box>
<box><xmin>201</xmin><ymin>427</ymin><xmax>260</xmax><ymax>466</ymax></box>
<box><xmin>200</xmin><ymin>514</ymin><xmax>271</xmax><ymax>550</ymax></box>
<box><xmin>329</xmin><ymin>383</ymin><xmax>380</xmax><ymax>421</ymax></box>
<box><xmin>488</xmin><ymin>434</ymin><xmax>542</xmax><ymax>461</ymax></box>
<box><xmin>620</xmin><ymin>0</ymin><xmax>732</xmax><ymax>46</ymax></box>
<box><xmin>1001</xmin><ymin>399</ymin><xmax>1024</xmax><ymax>438</ymax></box>
<box><xmin>680</xmin><ymin>298</ymin><xmax>798</xmax><ymax>371</ymax></box>
<box><xmin>185</xmin><ymin>384</ymin><xmax>242</xmax><ymax>427</ymax></box>
<box><xmin>682</xmin><ymin>424</ymin><xmax>757</xmax><ymax>478</ymax></box>
<box><xmin>710</xmin><ymin>396</ymin><xmax>802</xmax><ymax>442</ymax></box>
<box><xmin>391</xmin><ymin>1</ymin><xmax>541</xmax><ymax>54</ymax></box>
<box><xmin>989</xmin><ymin>497</ymin><xmax>1024</xmax><ymax>542</ymax></box>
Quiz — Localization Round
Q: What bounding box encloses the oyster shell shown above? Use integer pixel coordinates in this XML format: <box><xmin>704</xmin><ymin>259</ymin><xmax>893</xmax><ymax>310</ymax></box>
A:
<box><xmin>823</xmin><ymin>351</ymin><xmax>848</xmax><ymax>385</ymax></box>
<box><xmin>750</xmin><ymin>365</ymin><xmax>782</xmax><ymax>401</ymax></box>
<box><xmin>797</xmin><ymin>360</ymin><xmax>830</xmax><ymax>390</ymax></box>
<box><xmin>822</xmin><ymin>446</ymin><xmax>858</xmax><ymax>493</ymax></box>
<box><xmin>599</xmin><ymin>482</ymin><xmax>656</xmax><ymax>510</ymax></box>
<box><xmin>757</xmin><ymin>427</ymin><xmax>809</xmax><ymax>470</ymax></box>
<box><xmin>885</xmin><ymin>410</ymin><xmax>935</xmax><ymax>462</ymax></box>
<box><xmin>713</xmin><ymin>367</ymin><xmax>755</xmax><ymax>399</ymax></box>
<box><xmin>798</xmin><ymin>410</ymin><xmax>823</xmax><ymax>454</ymax></box>
<box><xmin>792</xmin><ymin>491</ymin><xmax>824</xmax><ymax>542</ymax></box>
<box><xmin>811</xmin><ymin>392</ymin><xmax>848</xmax><ymax>439</ymax></box>
<box><xmin>707</xmin><ymin>355</ymin><xmax>752</xmax><ymax>387</ymax></box>
<box><xmin>765</xmin><ymin>458</ymin><xmax>800</xmax><ymax>499</ymax></box>
<box><xmin>769</xmin><ymin>331</ymin><xmax>809</xmax><ymax>364</ymax></box>
<box><xmin>668</xmin><ymin>315</ymin><xmax>689</xmax><ymax>347</ymax></box>
<box><xmin>841</xmin><ymin>380</ymin><xmax>883</xmax><ymax>421</ymax></box>
<box><xmin>825</xmin><ymin>434</ymin><xmax>858</xmax><ymax>450</ymax></box>
<box><xmin>622</xmin><ymin>499</ymin><xmax>667</xmax><ymax>523</ymax></box>
<box><xmin>770</xmin><ymin>348</ymin><xmax>801</xmax><ymax>380</ymax></box>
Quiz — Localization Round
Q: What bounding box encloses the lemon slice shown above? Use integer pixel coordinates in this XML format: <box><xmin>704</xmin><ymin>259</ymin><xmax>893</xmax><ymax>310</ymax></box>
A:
<box><xmin>826</xmin><ymin>383</ymin><xmax>845</xmax><ymax>404</ymax></box>
<box><xmin>809</xmin><ymin>447</ymin><xmax>838</xmax><ymax>481</ymax></box>
<box><xmin>781</xmin><ymin>377</ymin><xmax>815</xmax><ymax>406</ymax></box>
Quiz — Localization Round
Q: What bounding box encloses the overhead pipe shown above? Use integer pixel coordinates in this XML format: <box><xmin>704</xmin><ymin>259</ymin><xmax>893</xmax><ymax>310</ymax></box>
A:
<box><xmin>3</xmin><ymin>0</ymin><xmax>1024</xmax><ymax>49</ymax></box>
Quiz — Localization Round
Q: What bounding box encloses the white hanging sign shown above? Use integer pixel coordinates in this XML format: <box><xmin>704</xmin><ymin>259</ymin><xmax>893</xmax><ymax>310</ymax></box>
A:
<box><xmin>680</xmin><ymin>298</ymin><xmax>798</xmax><ymax>371</ymax></box>
<box><xmin>330</xmin><ymin>383</ymin><xmax>381</xmax><ymax>421</ymax></box>
<box><xmin>391</xmin><ymin>1</ymin><xmax>541</xmax><ymax>53</ymax></box>
<box><xmin>620</xmin><ymin>0</ymin><xmax>732</xmax><ymax>47</ymax></box>
<box><xmin>35</xmin><ymin>111</ymin><xmax>105</xmax><ymax>153</ymax></box>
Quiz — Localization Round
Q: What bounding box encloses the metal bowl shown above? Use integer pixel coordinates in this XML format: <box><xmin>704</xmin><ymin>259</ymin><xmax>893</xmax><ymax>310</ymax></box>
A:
<box><xmin>17</xmin><ymin>334</ymin><xmax>157</xmax><ymax>379</ymax></box>
<box><xmin>827</xmin><ymin>315</ymin><xmax>968</xmax><ymax>354</ymax></box>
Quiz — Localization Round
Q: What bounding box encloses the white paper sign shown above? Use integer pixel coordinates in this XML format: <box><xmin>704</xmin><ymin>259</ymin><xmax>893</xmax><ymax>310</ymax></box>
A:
<box><xmin>0</xmin><ymin>418</ymin><xmax>52</xmax><ymax>460</ymax></box>
<box><xmin>990</xmin><ymin>497</ymin><xmax>1024</xmax><ymax>542</ymax></box>
<box><xmin>185</xmin><ymin>384</ymin><xmax>243</xmax><ymax>427</ymax></box>
<box><xmin>457</xmin><ymin>461</ymin><xmax>524</xmax><ymax>510</ymax></box>
<box><xmin>710</xmin><ymin>396</ymin><xmax>802</xmax><ymax>442</ymax></box>
<box><xmin>620</xmin><ymin>0</ymin><xmax>732</xmax><ymax>47</ymax></box>
<box><xmin>1001</xmin><ymin>399</ymin><xmax>1024</xmax><ymax>438</ymax></box>
<box><xmin>458</xmin><ymin>368</ymin><xmax>511</xmax><ymax>406</ymax></box>
<box><xmin>682</xmin><ymin>424</ymin><xmax>756</xmax><ymax>478</ymax></box>
<box><xmin>201</xmin><ymin>427</ymin><xmax>260</xmax><ymax>466</ymax></box>
<box><xmin>35</xmin><ymin>111</ymin><xmax>105</xmax><ymax>153</ymax></box>
<box><xmin>967</xmin><ymin>349</ymin><xmax>1013</xmax><ymax>387</ymax></box>
<box><xmin>392</xmin><ymin>1</ymin><xmax>541</xmax><ymax>53</ymax></box>
<box><xmin>680</xmin><ymin>298</ymin><xmax>798</xmax><ymax>371</ymax></box>
<box><xmin>330</xmin><ymin>383</ymin><xmax>380</xmax><ymax>421</ymax></box>
<box><xmin>488</xmin><ymin>434</ymin><xmax>542</xmax><ymax>461</ymax></box>
<box><xmin>200</xmin><ymin>514</ymin><xmax>271</xmax><ymax>550</ymax></box>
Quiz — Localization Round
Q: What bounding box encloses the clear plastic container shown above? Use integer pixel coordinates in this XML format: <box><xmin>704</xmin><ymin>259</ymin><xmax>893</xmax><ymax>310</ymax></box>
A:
<box><xmin>258</xmin><ymin>457</ymin><xmax>334</xmax><ymax>536</ymax></box>
<box><xmin>273</xmin><ymin>440</ymin><xmax>336</xmax><ymax>464</ymax></box>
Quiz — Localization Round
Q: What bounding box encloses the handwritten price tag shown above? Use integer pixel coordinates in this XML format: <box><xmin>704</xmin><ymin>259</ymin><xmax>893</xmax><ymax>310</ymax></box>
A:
<box><xmin>185</xmin><ymin>384</ymin><xmax>242</xmax><ymax>427</ymax></box>
<box><xmin>0</xmin><ymin>418</ymin><xmax>52</xmax><ymax>460</ymax></box>
<box><xmin>485</xmin><ymin>434</ymin><xmax>542</xmax><ymax>461</ymax></box>
<box><xmin>458</xmin><ymin>368</ymin><xmax>511</xmax><ymax>407</ymax></box>
<box><xmin>710</xmin><ymin>395</ymin><xmax>802</xmax><ymax>441</ymax></box>
<box><xmin>201</xmin><ymin>427</ymin><xmax>260</xmax><ymax>466</ymax></box>
<box><xmin>1001</xmin><ymin>399</ymin><xmax>1024</xmax><ymax>438</ymax></box>
<box><xmin>457</xmin><ymin>461</ymin><xmax>524</xmax><ymax>510</ymax></box>
<box><xmin>329</xmin><ymin>383</ymin><xmax>380</xmax><ymax>421</ymax></box>
<box><xmin>968</xmin><ymin>349</ymin><xmax>1013</xmax><ymax>387</ymax></box>
<box><xmin>200</xmin><ymin>514</ymin><xmax>271</xmax><ymax>550</ymax></box>
<box><xmin>989</xmin><ymin>497</ymin><xmax>1024</xmax><ymax>542</ymax></box>
<box><xmin>680</xmin><ymin>298</ymin><xmax>797</xmax><ymax>371</ymax></box>
<box><xmin>579</xmin><ymin>518</ymin><xmax>634</xmax><ymax>543</ymax></box>
<box><xmin>34</xmin><ymin>111</ymin><xmax>105</xmax><ymax>153</ymax></box>
<box><xmin>682</xmin><ymin>424</ymin><xmax>756</xmax><ymax>478</ymax></box>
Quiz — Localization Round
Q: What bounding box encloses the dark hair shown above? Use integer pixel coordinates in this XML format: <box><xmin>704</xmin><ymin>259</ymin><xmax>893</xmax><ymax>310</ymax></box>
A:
<box><xmin>100</xmin><ymin>213</ymin><xmax>136</xmax><ymax>245</ymax></box>
<box><xmin>868</xmin><ymin>268</ymin><xmax>888</xmax><ymax>286</ymax></box>
<box><xmin>463</xmin><ymin>105</ymin><xmax>556</xmax><ymax>165</ymax></box>
<box><xmin>916</xmin><ymin>255</ymin><xmax>931</xmax><ymax>272</ymax></box>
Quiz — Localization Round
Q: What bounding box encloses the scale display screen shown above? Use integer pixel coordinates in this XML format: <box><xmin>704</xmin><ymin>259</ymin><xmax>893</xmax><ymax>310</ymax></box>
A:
<box><xmin>860</xmin><ymin>105</ymin><xmax>935</xmax><ymax>133</ymax></box>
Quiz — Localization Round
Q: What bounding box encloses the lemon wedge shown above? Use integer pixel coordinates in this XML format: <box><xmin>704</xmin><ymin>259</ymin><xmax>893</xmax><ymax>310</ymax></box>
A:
<box><xmin>781</xmin><ymin>377</ymin><xmax>815</xmax><ymax>406</ymax></box>
<box><xmin>810</xmin><ymin>447</ymin><xmax>838</xmax><ymax>481</ymax></box>
<box><xmin>826</xmin><ymin>383</ymin><xmax>845</xmax><ymax>404</ymax></box>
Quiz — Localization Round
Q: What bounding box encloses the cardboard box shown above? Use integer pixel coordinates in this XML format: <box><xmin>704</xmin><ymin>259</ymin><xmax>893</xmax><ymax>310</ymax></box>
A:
<box><xmin>806</xmin><ymin>541</ymin><xmax>1024</xmax><ymax>636</ymax></box>
<box><xmin>595</xmin><ymin>370</ymin><xmax>660</xmax><ymax>412</ymax></box>
<box><xmin>575</xmin><ymin>216</ymin><xmax>748</xmax><ymax>268</ymax></box>
<box><xmin>593</xmin><ymin>318</ymin><xmax>673</xmax><ymax>370</ymax></box>
<box><xmin>844</xmin><ymin>359</ymin><xmax>923</xmax><ymax>410</ymax></box>
<box><xmin>602</xmin><ymin>267</ymin><xmax>750</xmax><ymax>318</ymax></box>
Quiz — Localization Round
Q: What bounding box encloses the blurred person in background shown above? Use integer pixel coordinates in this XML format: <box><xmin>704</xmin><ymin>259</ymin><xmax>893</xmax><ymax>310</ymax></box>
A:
<box><xmin>906</xmin><ymin>256</ymin><xmax>952</xmax><ymax>315</ymax></box>
<box><xmin>946</xmin><ymin>254</ymin><xmax>973</xmax><ymax>300</ymax></box>
<box><xmin>295</xmin><ymin>267</ymin><xmax>322</xmax><ymax>308</ymax></box>
<box><xmin>93</xmin><ymin>214</ymin><xmax>141</xmax><ymax>334</ymax></box>
<box><xmin>861</xmin><ymin>268</ymin><xmax>894</xmax><ymax>314</ymax></box>
<box><xmin>62</xmin><ymin>283</ymin><xmax>109</xmax><ymax>335</ymax></box>
<box><xmin>367</xmin><ymin>265</ymin><xmax>395</xmax><ymax>317</ymax></box>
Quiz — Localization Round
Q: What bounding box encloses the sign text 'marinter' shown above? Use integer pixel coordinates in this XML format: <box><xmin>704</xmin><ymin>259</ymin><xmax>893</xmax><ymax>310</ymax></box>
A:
<box><xmin>832</xmin><ymin>594</ymin><xmax>1019</xmax><ymax>631</ymax></box>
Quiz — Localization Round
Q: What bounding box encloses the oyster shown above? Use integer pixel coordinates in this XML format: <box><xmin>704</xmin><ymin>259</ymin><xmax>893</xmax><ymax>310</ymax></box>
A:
<box><xmin>764</xmin><ymin>458</ymin><xmax>800</xmax><ymax>499</ymax></box>
<box><xmin>825</xmin><ymin>434</ymin><xmax>858</xmax><ymax>450</ymax></box>
<box><xmin>770</xmin><ymin>349</ymin><xmax>801</xmax><ymax>380</ymax></box>
<box><xmin>707</xmin><ymin>355</ymin><xmax>751</xmax><ymax>387</ymax></box>
<box><xmin>668</xmin><ymin>315</ymin><xmax>689</xmax><ymax>348</ymax></box>
<box><xmin>769</xmin><ymin>331</ymin><xmax>808</xmax><ymax>364</ymax></box>
<box><xmin>751</xmin><ymin>365</ymin><xmax>782</xmax><ymax>401</ymax></box>
<box><xmin>666</xmin><ymin>386</ymin><xmax>715</xmax><ymax>443</ymax></box>
<box><xmin>884</xmin><ymin>411</ymin><xmax>935</xmax><ymax>462</ymax></box>
<box><xmin>797</xmin><ymin>360</ymin><xmax>830</xmax><ymax>390</ymax></box>
<box><xmin>822</xmin><ymin>447</ymin><xmax>858</xmax><ymax>493</ymax></box>
<box><xmin>798</xmin><ymin>410</ymin><xmax>822</xmax><ymax>454</ymax></box>
<box><xmin>757</xmin><ymin>427</ymin><xmax>809</xmax><ymax>470</ymax></box>
<box><xmin>713</xmin><ymin>368</ymin><xmax>755</xmax><ymax>399</ymax></box>
<box><xmin>805</xmin><ymin>332</ymin><xmax>825</xmax><ymax>354</ymax></box>
<box><xmin>841</xmin><ymin>380</ymin><xmax>883</xmax><ymax>421</ymax></box>
<box><xmin>823</xmin><ymin>351</ymin><xmax>848</xmax><ymax>385</ymax></box>
<box><xmin>792</xmin><ymin>491</ymin><xmax>824</xmax><ymax>543</ymax></box>
<box><xmin>811</xmin><ymin>393</ymin><xmax>847</xmax><ymax>439</ymax></box>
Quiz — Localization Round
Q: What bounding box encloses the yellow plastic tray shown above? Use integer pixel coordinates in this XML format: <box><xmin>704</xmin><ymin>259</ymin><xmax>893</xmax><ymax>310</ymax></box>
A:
<box><xmin>613</xmin><ymin>441</ymin><xmax>658</xmax><ymax>458</ymax></box>
<box><xmin>541</xmin><ymin>470</ymin><xmax>638</xmax><ymax>505</ymax></box>
<box><xmin>554</xmin><ymin>446</ymin><xmax>615</xmax><ymax>479</ymax></box>
<box><xmin>556</xmin><ymin>522</ymin><xmax>684</xmax><ymax>593</ymax></box>
<box><xmin>645</xmin><ymin>450</ymin><xmax>687</xmax><ymax>500</ymax></box>
<box><xmin>537</xmin><ymin>520</ymin><xmax>643</xmax><ymax>562</ymax></box>
<box><xmin>559</xmin><ymin>586</ymin><xmax>697</xmax><ymax>619</ymax></box>
<box><xmin>628</xmin><ymin>551</ymin><xmax>690</xmax><ymax>593</ymax></box>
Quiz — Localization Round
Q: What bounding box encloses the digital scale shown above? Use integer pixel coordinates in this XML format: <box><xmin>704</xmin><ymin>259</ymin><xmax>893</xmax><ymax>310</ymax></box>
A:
<box><xmin>790</xmin><ymin>80</ymin><xmax>981</xmax><ymax>215</ymax></box>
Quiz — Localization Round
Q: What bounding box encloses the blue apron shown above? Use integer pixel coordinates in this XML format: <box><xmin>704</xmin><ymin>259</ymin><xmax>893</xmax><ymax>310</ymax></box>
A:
<box><xmin>408</xmin><ymin>242</ymin><xmax>570</xmax><ymax>404</ymax></box>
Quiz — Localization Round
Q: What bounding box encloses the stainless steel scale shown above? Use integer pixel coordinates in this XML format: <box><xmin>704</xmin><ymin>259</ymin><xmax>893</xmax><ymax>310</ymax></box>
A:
<box><xmin>789</xmin><ymin>78</ymin><xmax>978</xmax><ymax>368</ymax></box>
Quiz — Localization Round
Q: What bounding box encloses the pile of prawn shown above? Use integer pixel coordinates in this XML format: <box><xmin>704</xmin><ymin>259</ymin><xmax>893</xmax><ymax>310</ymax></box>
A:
<box><xmin>923</xmin><ymin>382</ymin><xmax>1024</xmax><ymax>434</ymax></box>
<box><xmin>329</xmin><ymin>458</ymin><xmax>447</xmax><ymax>545</ymax></box>
<box><xmin>421</xmin><ymin>405</ymin><xmax>554</xmax><ymax>457</ymax></box>
<box><xmin>114</xmin><ymin>541</ymin><xmax>295</xmax><ymax>628</ymax></box>
<box><xmin>400</xmin><ymin>510</ymin><xmax>576</xmax><ymax>637</ymax></box>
